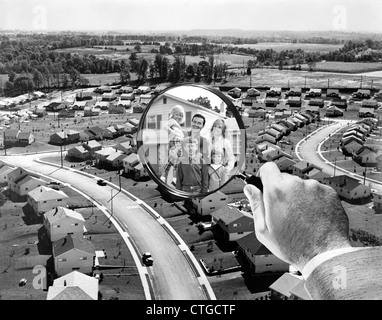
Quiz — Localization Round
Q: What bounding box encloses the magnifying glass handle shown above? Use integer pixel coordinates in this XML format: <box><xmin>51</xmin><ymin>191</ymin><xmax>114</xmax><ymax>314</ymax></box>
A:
<box><xmin>237</xmin><ymin>173</ymin><xmax>263</xmax><ymax>193</ymax></box>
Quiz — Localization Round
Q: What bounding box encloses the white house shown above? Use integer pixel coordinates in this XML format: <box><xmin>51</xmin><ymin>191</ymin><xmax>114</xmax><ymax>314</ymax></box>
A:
<box><xmin>46</xmin><ymin>271</ymin><xmax>99</xmax><ymax>300</ymax></box>
<box><xmin>43</xmin><ymin>206</ymin><xmax>85</xmax><ymax>242</ymax></box>
<box><xmin>237</xmin><ymin>232</ymin><xmax>289</xmax><ymax>275</ymax></box>
<box><xmin>123</xmin><ymin>153</ymin><xmax>140</xmax><ymax>172</ymax></box>
<box><xmin>0</xmin><ymin>165</ymin><xmax>14</xmax><ymax>184</ymax></box>
<box><xmin>190</xmin><ymin>191</ymin><xmax>228</xmax><ymax>216</ymax></box>
<box><xmin>27</xmin><ymin>186</ymin><xmax>69</xmax><ymax>215</ymax></box>
<box><xmin>211</xmin><ymin>206</ymin><xmax>254</xmax><ymax>242</ymax></box>
<box><xmin>322</xmin><ymin>175</ymin><xmax>372</xmax><ymax>201</ymax></box>
<box><xmin>269</xmin><ymin>272</ymin><xmax>310</xmax><ymax>300</ymax></box>
<box><xmin>52</xmin><ymin>234</ymin><xmax>95</xmax><ymax>277</ymax></box>
<box><xmin>14</xmin><ymin>175</ymin><xmax>47</xmax><ymax>196</ymax></box>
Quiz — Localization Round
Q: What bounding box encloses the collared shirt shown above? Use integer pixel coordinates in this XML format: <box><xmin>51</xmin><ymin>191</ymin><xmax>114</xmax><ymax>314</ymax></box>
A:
<box><xmin>176</xmin><ymin>154</ymin><xmax>208</xmax><ymax>192</ymax></box>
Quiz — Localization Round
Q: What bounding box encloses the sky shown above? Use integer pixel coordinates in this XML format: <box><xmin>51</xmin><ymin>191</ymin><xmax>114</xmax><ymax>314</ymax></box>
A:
<box><xmin>0</xmin><ymin>0</ymin><xmax>382</xmax><ymax>33</ymax></box>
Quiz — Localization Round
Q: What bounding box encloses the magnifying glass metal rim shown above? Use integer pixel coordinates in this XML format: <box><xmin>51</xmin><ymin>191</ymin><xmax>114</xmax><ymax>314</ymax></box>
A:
<box><xmin>136</xmin><ymin>82</ymin><xmax>247</xmax><ymax>199</ymax></box>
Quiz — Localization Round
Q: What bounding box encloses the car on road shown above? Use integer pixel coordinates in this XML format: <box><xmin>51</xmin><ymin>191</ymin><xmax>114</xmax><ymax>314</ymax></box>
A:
<box><xmin>142</xmin><ymin>252</ymin><xmax>154</xmax><ymax>266</ymax></box>
<box><xmin>97</xmin><ymin>179</ymin><xmax>107</xmax><ymax>186</ymax></box>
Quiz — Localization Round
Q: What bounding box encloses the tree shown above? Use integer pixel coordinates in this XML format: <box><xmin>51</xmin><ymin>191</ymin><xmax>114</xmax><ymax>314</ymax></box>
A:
<box><xmin>246</xmin><ymin>66</ymin><xmax>252</xmax><ymax>75</ymax></box>
<box><xmin>119</xmin><ymin>66</ymin><xmax>130</xmax><ymax>83</ymax></box>
<box><xmin>134</xmin><ymin>44</ymin><xmax>142</xmax><ymax>53</ymax></box>
<box><xmin>188</xmin><ymin>96</ymin><xmax>212</xmax><ymax>109</ymax></box>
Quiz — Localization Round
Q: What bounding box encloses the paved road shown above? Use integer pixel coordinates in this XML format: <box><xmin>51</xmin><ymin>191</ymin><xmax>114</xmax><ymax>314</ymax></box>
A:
<box><xmin>0</xmin><ymin>153</ymin><xmax>212</xmax><ymax>300</ymax></box>
<box><xmin>297</xmin><ymin>120</ymin><xmax>382</xmax><ymax>193</ymax></box>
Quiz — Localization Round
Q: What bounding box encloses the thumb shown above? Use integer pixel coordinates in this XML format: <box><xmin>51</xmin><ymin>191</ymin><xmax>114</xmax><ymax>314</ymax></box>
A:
<box><xmin>244</xmin><ymin>184</ymin><xmax>268</xmax><ymax>234</ymax></box>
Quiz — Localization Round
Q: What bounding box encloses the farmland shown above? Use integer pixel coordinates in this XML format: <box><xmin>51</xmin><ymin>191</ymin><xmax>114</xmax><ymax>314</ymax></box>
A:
<box><xmin>233</xmin><ymin>42</ymin><xmax>343</xmax><ymax>53</ymax></box>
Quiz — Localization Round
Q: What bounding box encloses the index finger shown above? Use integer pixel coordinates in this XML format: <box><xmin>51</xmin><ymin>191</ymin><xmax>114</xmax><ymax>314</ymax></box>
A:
<box><xmin>257</xmin><ymin>162</ymin><xmax>283</xmax><ymax>190</ymax></box>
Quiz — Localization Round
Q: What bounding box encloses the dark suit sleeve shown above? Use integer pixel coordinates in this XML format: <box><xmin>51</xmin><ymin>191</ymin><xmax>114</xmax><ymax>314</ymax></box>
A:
<box><xmin>201</xmin><ymin>163</ymin><xmax>209</xmax><ymax>193</ymax></box>
<box><xmin>176</xmin><ymin>162</ymin><xmax>183</xmax><ymax>190</ymax></box>
<box><xmin>304</xmin><ymin>246</ymin><xmax>382</xmax><ymax>300</ymax></box>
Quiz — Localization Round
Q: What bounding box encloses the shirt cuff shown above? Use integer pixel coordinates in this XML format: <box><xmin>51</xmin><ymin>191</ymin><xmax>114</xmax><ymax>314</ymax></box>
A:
<box><xmin>301</xmin><ymin>247</ymin><xmax>367</xmax><ymax>279</ymax></box>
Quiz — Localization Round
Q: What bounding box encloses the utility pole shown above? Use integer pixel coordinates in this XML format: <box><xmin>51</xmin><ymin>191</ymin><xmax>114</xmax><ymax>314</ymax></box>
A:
<box><xmin>334</xmin><ymin>157</ymin><xmax>337</xmax><ymax>177</ymax></box>
<box><xmin>360</xmin><ymin>75</ymin><xmax>363</xmax><ymax>89</ymax></box>
<box><xmin>60</xmin><ymin>144</ymin><xmax>63</xmax><ymax>168</ymax></box>
<box><xmin>364</xmin><ymin>157</ymin><xmax>368</xmax><ymax>185</ymax></box>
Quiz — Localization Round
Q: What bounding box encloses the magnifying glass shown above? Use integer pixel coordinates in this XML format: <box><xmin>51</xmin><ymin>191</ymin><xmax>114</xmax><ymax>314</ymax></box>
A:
<box><xmin>136</xmin><ymin>83</ymin><xmax>262</xmax><ymax>199</ymax></box>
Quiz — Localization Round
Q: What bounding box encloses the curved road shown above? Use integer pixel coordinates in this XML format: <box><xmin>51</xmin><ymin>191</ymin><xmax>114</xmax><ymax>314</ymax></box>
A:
<box><xmin>0</xmin><ymin>153</ymin><xmax>214</xmax><ymax>300</ymax></box>
<box><xmin>297</xmin><ymin>120</ymin><xmax>382</xmax><ymax>193</ymax></box>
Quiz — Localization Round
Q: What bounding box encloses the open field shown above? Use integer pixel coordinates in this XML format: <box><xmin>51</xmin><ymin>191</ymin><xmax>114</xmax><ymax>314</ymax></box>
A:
<box><xmin>233</xmin><ymin>42</ymin><xmax>343</xmax><ymax>53</ymax></box>
<box><xmin>312</xmin><ymin>61</ymin><xmax>382</xmax><ymax>74</ymax></box>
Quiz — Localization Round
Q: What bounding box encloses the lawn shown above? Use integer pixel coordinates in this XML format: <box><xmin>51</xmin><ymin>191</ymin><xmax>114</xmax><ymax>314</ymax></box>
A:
<box><xmin>313</xmin><ymin>61</ymin><xmax>382</xmax><ymax>74</ymax></box>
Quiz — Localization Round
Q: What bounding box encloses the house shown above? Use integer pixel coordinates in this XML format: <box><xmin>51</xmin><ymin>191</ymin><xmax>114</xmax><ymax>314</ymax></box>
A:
<box><xmin>306</xmin><ymin>88</ymin><xmax>322</xmax><ymax>98</ymax></box>
<box><xmin>132</xmin><ymin>162</ymin><xmax>148</xmax><ymax>179</ymax></box>
<box><xmin>46</xmin><ymin>271</ymin><xmax>99</xmax><ymax>300</ymax></box>
<box><xmin>101</xmin><ymin>92</ymin><xmax>117</xmax><ymax>102</ymax></box>
<box><xmin>84</xmin><ymin>106</ymin><xmax>101</xmax><ymax>116</ymax></box>
<box><xmin>246</xmin><ymin>87</ymin><xmax>261</xmax><ymax>97</ymax></box>
<box><xmin>228</xmin><ymin>87</ymin><xmax>242</xmax><ymax>98</ymax></box>
<box><xmin>341</xmin><ymin>135</ymin><xmax>364</xmax><ymax>147</ymax></box>
<box><xmin>102</xmin><ymin>126</ymin><xmax>117</xmax><ymax>139</ymax></box>
<box><xmin>308</xmin><ymin>98</ymin><xmax>324</xmax><ymax>108</ymax></box>
<box><xmin>94</xmin><ymin>85</ymin><xmax>112</xmax><ymax>94</ymax></box>
<box><xmin>58</xmin><ymin>109</ymin><xmax>76</xmax><ymax>118</ymax></box>
<box><xmin>254</xmin><ymin>134</ymin><xmax>277</xmax><ymax>145</ymax></box>
<box><xmin>114</xmin><ymin>124</ymin><xmax>126</xmax><ymax>135</ymax></box>
<box><xmin>279</xmin><ymin>119</ymin><xmax>297</xmax><ymax>131</ymax></box>
<box><xmin>117</xmin><ymin>86</ymin><xmax>134</xmax><ymax>94</ymax></box>
<box><xmin>326</xmin><ymin>89</ymin><xmax>340</xmax><ymax>99</ymax></box>
<box><xmin>342</xmin><ymin>130</ymin><xmax>365</xmax><ymax>141</ymax></box>
<box><xmin>139</xmin><ymin>94</ymin><xmax>153</xmax><ymax>105</ymax></box>
<box><xmin>288</xmin><ymin>116</ymin><xmax>304</xmax><ymax>128</ymax></box>
<box><xmin>136</xmin><ymin>86</ymin><xmax>151</xmax><ymax>94</ymax></box>
<box><xmin>265</xmin><ymin>97</ymin><xmax>280</xmax><ymax>107</ymax></box>
<box><xmin>271</xmin><ymin>123</ymin><xmax>289</xmax><ymax>136</ymax></box>
<box><xmin>3</xmin><ymin>129</ymin><xmax>27</xmax><ymax>147</ymax></box>
<box><xmin>266</xmin><ymin>87</ymin><xmax>282</xmax><ymax>97</ymax></box>
<box><xmin>66</xmin><ymin>130</ymin><xmax>80</xmax><ymax>144</ymax></box>
<box><xmin>258</xmin><ymin>128</ymin><xmax>283</xmax><ymax>141</ymax></box>
<box><xmin>189</xmin><ymin>191</ymin><xmax>228</xmax><ymax>216</ymax></box>
<box><xmin>310</xmin><ymin>170</ymin><xmax>331</xmax><ymax>184</ymax></box>
<box><xmin>274</xmin><ymin>157</ymin><xmax>297</xmax><ymax>173</ymax></box>
<box><xmin>108</xmin><ymin>104</ymin><xmax>126</xmax><ymax>114</ymax></box>
<box><xmin>33</xmin><ymin>107</ymin><xmax>47</xmax><ymax>117</ymax></box>
<box><xmin>105</xmin><ymin>151</ymin><xmax>125</xmax><ymax>168</ymax></box>
<box><xmin>341</xmin><ymin>141</ymin><xmax>363</xmax><ymax>156</ymax></box>
<box><xmin>75</xmin><ymin>90</ymin><xmax>93</xmax><ymax>101</ymax></box>
<box><xmin>269</xmin><ymin>273</ymin><xmax>310</xmax><ymax>300</ymax></box>
<box><xmin>247</xmin><ymin>109</ymin><xmax>266</xmax><ymax>118</ymax></box>
<box><xmin>237</xmin><ymin>232</ymin><xmax>289</xmax><ymax>276</ymax></box>
<box><xmin>114</xmin><ymin>141</ymin><xmax>133</xmax><ymax>155</ymax></box>
<box><xmin>258</xmin><ymin>146</ymin><xmax>289</xmax><ymax>162</ymax></box>
<box><xmin>305</xmin><ymin>106</ymin><xmax>320</xmax><ymax>115</ymax></box>
<box><xmin>27</xmin><ymin>186</ymin><xmax>69</xmax><ymax>215</ymax></box>
<box><xmin>285</xmin><ymin>87</ymin><xmax>302</xmax><ymax>97</ymax></box>
<box><xmin>52</xmin><ymin>234</ymin><xmax>95</xmax><ymax>277</ymax></box>
<box><xmin>242</xmin><ymin>96</ymin><xmax>257</xmax><ymax>106</ymax></box>
<box><xmin>286</xmin><ymin>96</ymin><xmax>302</xmax><ymax>108</ymax></box>
<box><xmin>373</xmin><ymin>192</ymin><xmax>382</xmax><ymax>213</ymax></box>
<box><xmin>120</xmin><ymin>93</ymin><xmax>136</xmax><ymax>101</ymax></box>
<box><xmin>123</xmin><ymin>122</ymin><xmax>136</xmax><ymax>134</ymax></box>
<box><xmin>67</xmin><ymin>146</ymin><xmax>90</xmax><ymax>161</ymax></box>
<box><xmin>211</xmin><ymin>206</ymin><xmax>254</xmax><ymax>242</ymax></box>
<box><xmin>45</xmin><ymin>102</ymin><xmax>68</xmax><ymax>112</ymax></box>
<box><xmin>72</xmin><ymin>100</ymin><xmax>91</xmax><ymax>110</ymax></box>
<box><xmin>299</xmin><ymin>112</ymin><xmax>315</xmax><ymax>123</ymax></box>
<box><xmin>325</xmin><ymin>106</ymin><xmax>343</xmax><ymax>117</ymax></box>
<box><xmin>94</xmin><ymin>147</ymin><xmax>115</xmax><ymax>164</ymax></box>
<box><xmin>88</xmin><ymin>126</ymin><xmax>104</xmax><ymax>140</ymax></box>
<box><xmin>0</xmin><ymin>165</ymin><xmax>14</xmax><ymax>184</ymax></box>
<box><xmin>7</xmin><ymin>167</ymin><xmax>31</xmax><ymax>190</ymax></box>
<box><xmin>352</xmin><ymin>89</ymin><xmax>371</xmax><ymax>99</ymax></box>
<box><xmin>82</xmin><ymin>140</ymin><xmax>102</xmax><ymax>155</ymax></box>
<box><xmin>127</xmin><ymin>118</ymin><xmax>140</xmax><ymax>127</ymax></box>
<box><xmin>353</xmin><ymin>146</ymin><xmax>378</xmax><ymax>167</ymax></box>
<box><xmin>322</xmin><ymin>175</ymin><xmax>371</xmax><ymax>201</ymax></box>
<box><xmin>294</xmin><ymin>113</ymin><xmax>309</xmax><ymax>125</ymax></box>
<box><xmin>49</xmin><ymin>132</ymin><xmax>68</xmax><ymax>145</ymax></box>
<box><xmin>362</xmin><ymin>99</ymin><xmax>379</xmax><ymax>109</ymax></box>
<box><xmin>358</xmin><ymin>108</ymin><xmax>375</xmax><ymax>118</ymax></box>
<box><xmin>292</xmin><ymin>161</ymin><xmax>320</xmax><ymax>179</ymax></box>
<box><xmin>330</xmin><ymin>99</ymin><xmax>348</xmax><ymax>109</ymax></box>
<box><xmin>14</xmin><ymin>175</ymin><xmax>47</xmax><ymax>196</ymax></box>
<box><xmin>79</xmin><ymin>130</ymin><xmax>96</xmax><ymax>142</ymax></box>
<box><xmin>43</xmin><ymin>206</ymin><xmax>85</xmax><ymax>242</ymax></box>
